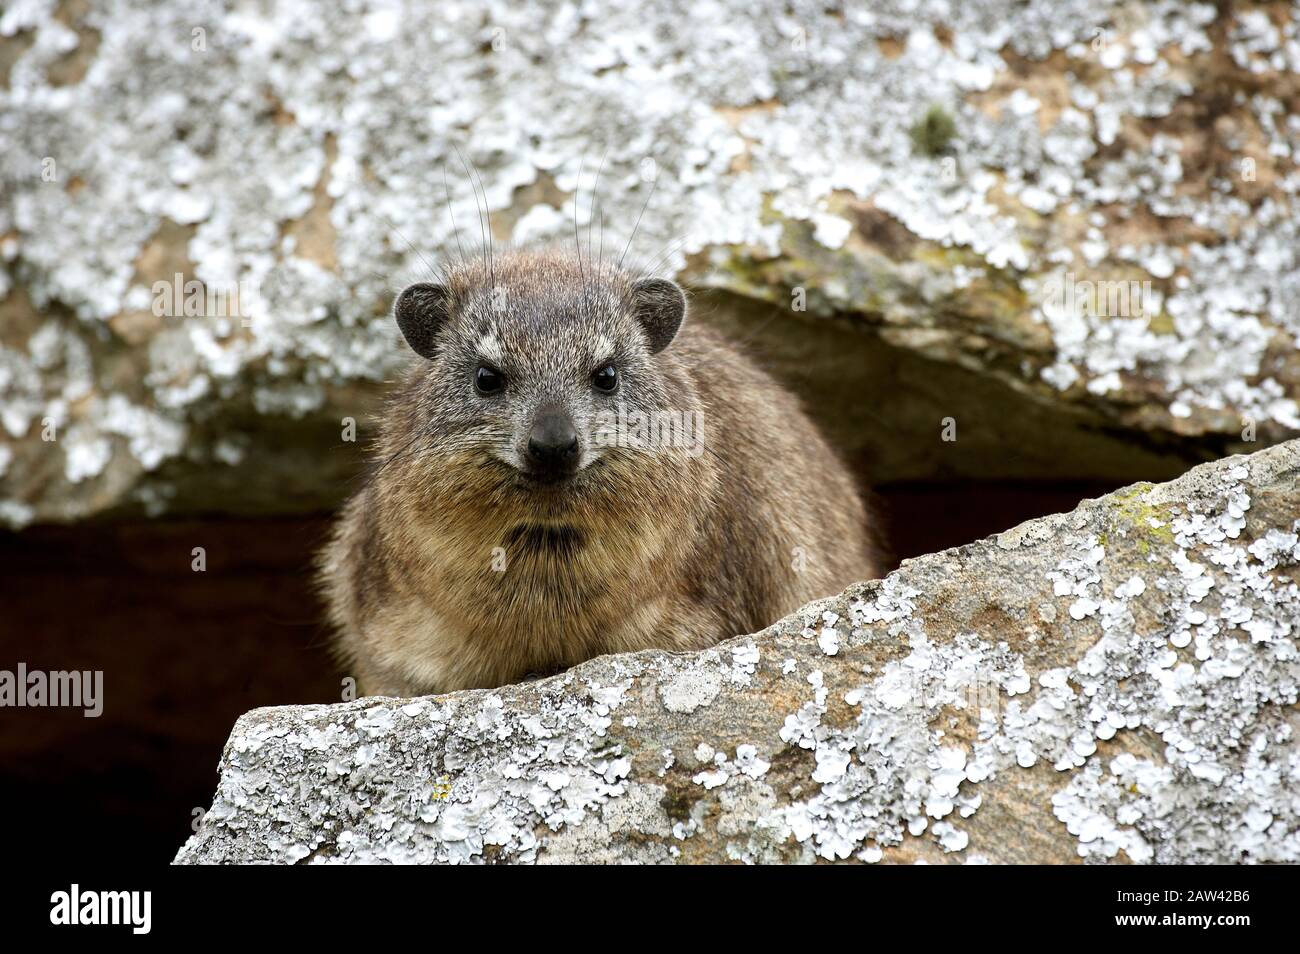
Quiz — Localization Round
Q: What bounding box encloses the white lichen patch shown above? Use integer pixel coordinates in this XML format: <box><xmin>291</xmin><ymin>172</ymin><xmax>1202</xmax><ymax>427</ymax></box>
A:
<box><xmin>5</xmin><ymin>1</ymin><xmax>1299</xmax><ymax>523</ymax></box>
<box><xmin>1042</xmin><ymin>465</ymin><xmax>1300</xmax><ymax>862</ymax></box>
<box><xmin>659</xmin><ymin>656</ymin><xmax>724</xmax><ymax>713</ymax></box>
<box><xmin>779</xmin><ymin>628</ymin><xmax>1026</xmax><ymax>860</ymax></box>
<box><xmin>179</xmin><ymin>674</ymin><xmax>640</xmax><ymax>864</ymax></box>
<box><xmin>691</xmin><ymin>743</ymin><xmax>772</xmax><ymax>791</ymax></box>
<box><xmin>769</xmin><ymin>449</ymin><xmax>1300</xmax><ymax>863</ymax></box>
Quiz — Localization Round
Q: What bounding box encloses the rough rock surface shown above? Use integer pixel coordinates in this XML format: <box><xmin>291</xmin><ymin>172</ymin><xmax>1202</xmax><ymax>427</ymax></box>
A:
<box><xmin>4</xmin><ymin>0</ymin><xmax>1300</xmax><ymax>525</ymax></box>
<box><xmin>176</xmin><ymin>439</ymin><xmax>1300</xmax><ymax>864</ymax></box>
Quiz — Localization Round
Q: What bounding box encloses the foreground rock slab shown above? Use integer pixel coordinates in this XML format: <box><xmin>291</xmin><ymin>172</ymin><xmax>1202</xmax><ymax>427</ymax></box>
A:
<box><xmin>176</xmin><ymin>440</ymin><xmax>1300</xmax><ymax>864</ymax></box>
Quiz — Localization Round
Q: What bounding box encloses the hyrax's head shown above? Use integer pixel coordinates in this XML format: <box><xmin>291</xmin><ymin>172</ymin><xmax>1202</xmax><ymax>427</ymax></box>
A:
<box><xmin>392</xmin><ymin>248</ymin><xmax>691</xmax><ymax>492</ymax></box>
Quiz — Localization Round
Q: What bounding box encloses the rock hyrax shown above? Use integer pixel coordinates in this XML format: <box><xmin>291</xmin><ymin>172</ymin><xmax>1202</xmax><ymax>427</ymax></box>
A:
<box><xmin>320</xmin><ymin>247</ymin><xmax>881</xmax><ymax>696</ymax></box>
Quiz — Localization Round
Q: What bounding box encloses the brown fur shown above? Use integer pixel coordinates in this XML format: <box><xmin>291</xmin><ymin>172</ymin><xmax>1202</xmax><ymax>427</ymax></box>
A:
<box><xmin>320</xmin><ymin>249</ymin><xmax>881</xmax><ymax>696</ymax></box>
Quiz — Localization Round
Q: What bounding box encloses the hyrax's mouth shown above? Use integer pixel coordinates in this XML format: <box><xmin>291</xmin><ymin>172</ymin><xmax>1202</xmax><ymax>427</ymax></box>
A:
<box><xmin>503</xmin><ymin>523</ymin><xmax>585</xmax><ymax>556</ymax></box>
<box><xmin>515</xmin><ymin>451</ymin><xmax>606</xmax><ymax>489</ymax></box>
<box><xmin>519</xmin><ymin>468</ymin><xmax>577</xmax><ymax>487</ymax></box>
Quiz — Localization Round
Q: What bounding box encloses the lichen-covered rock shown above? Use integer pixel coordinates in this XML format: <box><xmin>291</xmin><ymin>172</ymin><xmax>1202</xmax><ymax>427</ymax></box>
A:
<box><xmin>4</xmin><ymin>0</ymin><xmax>1300</xmax><ymax>525</ymax></box>
<box><xmin>175</xmin><ymin>439</ymin><xmax>1300</xmax><ymax>864</ymax></box>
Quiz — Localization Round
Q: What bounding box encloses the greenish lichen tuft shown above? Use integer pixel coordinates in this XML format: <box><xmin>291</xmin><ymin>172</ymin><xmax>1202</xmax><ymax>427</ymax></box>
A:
<box><xmin>910</xmin><ymin>104</ymin><xmax>957</xmax><ymax>157</ymax></box>
<box><xmin>1097</xmin><ymin>484</ymin><xmax>1176</xmax><ymax>554</ymax></box>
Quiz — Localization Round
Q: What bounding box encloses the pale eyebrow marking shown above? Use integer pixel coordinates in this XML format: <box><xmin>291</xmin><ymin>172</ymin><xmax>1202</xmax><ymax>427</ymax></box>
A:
<box><xmin>592</xmin><ymin>334</ymin><xmax>615</xmax><ymax>365</ymax></box>
<box><xmin>477</xmin><ymin>332</ymin><xmax>505</xmax><ymax>365</ymax></box>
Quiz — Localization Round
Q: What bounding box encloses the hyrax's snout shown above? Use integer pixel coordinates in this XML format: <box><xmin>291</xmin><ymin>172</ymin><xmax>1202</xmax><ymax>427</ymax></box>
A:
<box><xmin>525</xmin><ymin>405</ymin><xmax>580</xmax><ymax>481</ymax></box>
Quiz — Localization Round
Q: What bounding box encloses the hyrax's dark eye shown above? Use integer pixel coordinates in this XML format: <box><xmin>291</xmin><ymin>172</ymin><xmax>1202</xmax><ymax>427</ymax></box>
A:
<box><xmin>475</xmin><ymin>366</ymin><xmax>505</xmax><ymax>395</ymax></box>
<box><xmin>592</xmin><ymin>365</ymin><xmax>619</xmax><ymax>393</ymax></box>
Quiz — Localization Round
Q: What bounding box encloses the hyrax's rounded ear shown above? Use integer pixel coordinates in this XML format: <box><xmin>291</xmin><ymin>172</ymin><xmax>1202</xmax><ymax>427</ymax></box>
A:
<box><xmin>394</xmin><ymin>282</ymin><xmax>451</xmax><ymax>360</ymax></box>
<box><xmin>630</xmin><ymin>278</ymin><xmax>686</xmax><ymax>354</ymax></box>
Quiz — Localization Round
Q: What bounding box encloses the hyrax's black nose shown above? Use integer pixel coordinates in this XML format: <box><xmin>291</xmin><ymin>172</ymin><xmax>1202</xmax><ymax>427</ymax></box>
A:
<box><xmin>526</xmin><ymin>407</ymin><xmax>579</xmax><ymax>476</ymax></box>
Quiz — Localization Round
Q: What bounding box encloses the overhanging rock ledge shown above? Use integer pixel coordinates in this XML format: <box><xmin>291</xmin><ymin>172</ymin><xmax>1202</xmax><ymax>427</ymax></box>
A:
<box><xmin>176</xmin><ymin>440</ymin><xmax>1300</xmax><ymax>864</ymax></box>
<box><xmin>6</xmin><ymin>1</ymin><xmax>1300</xmax><ymax>525</ymax></box>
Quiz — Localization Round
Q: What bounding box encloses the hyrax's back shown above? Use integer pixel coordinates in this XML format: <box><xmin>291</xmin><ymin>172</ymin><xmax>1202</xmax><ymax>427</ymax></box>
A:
<box><xmin>320</xmin><ymin>249</ymin><xmax>880</xmax><ymax>696</ymax></box>
<box><xmin>668</xmin><ymin>321</ymin><xmax>879</xmax><ymax>635</ymax></box>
